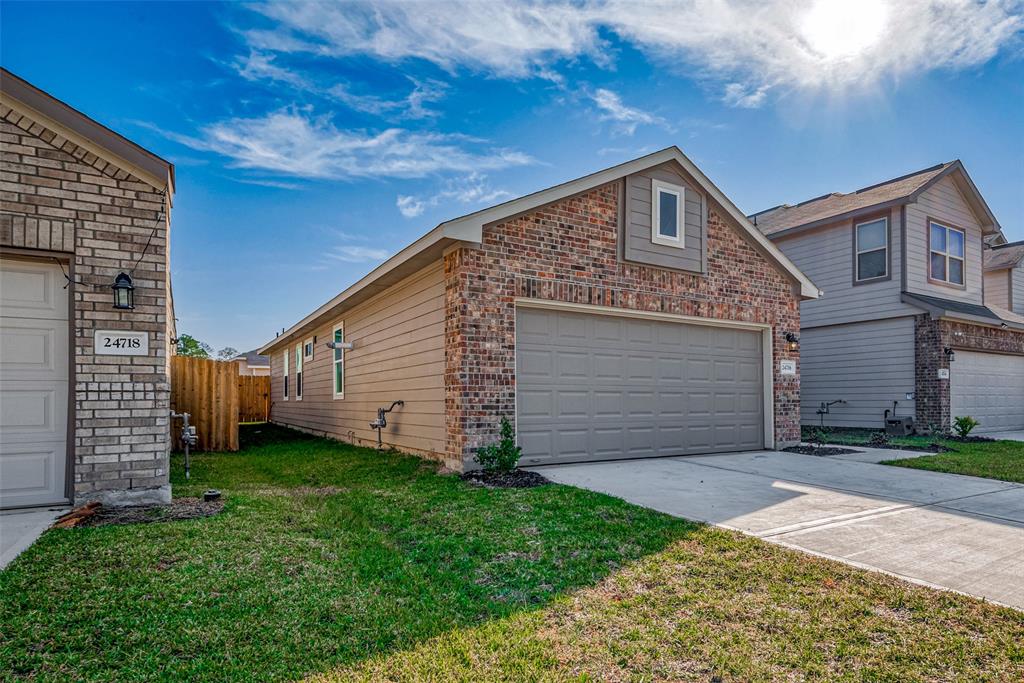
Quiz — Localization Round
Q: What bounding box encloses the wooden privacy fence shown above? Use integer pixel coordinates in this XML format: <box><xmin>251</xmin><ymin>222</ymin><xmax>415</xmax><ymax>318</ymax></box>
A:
<box><xmin>238</xmin><ymin>374</ymin><xmax>271</xmax><ymax>423</ymax></box>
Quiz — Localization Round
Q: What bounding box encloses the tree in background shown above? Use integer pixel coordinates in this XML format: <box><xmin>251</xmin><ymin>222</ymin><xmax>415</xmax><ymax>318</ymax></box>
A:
<box><xmin>217</xmin><ymin>347</ymin><xmax>240</xmax><ymax>361</ymax></box>
<box><xmin>176</xmin><ymin>334</ymin><xmax>212</xmax><ymax>358</ymax></box>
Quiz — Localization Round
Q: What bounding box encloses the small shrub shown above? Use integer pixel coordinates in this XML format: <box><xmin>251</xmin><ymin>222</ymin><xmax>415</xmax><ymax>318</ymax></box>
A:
<box><xmin>808</xmin><ymin>427</ymin><xmax>831</xmax><ymax>449</ymax></box>
<box><xmin>474</xmin><ymin>416</ymin><xmax>522</xmax><ymax>473</ymax></box>
<box><xmin>952</xmin><ymin>416</ymin><xmax>979</xmax><ymax>438</ymax></box>
<box><xmin>868</xmin><ymin>431</ymin><xmax>891</xmax><ymax>447</ymax></box>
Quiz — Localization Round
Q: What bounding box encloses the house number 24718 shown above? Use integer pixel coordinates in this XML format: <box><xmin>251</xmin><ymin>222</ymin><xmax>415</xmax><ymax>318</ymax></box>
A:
<box><xmin>94</xmin><ymin>329</ymin><xmax>149</xmax><ymax>356</ymax></box>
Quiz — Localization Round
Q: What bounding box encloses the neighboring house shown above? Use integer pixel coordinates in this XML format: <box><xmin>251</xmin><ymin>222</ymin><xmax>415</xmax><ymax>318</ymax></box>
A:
<box><xmin>984</xmin><ymin>241</ymin><xmax>1024</xmax><ymax>315</ymax></box>
<box><xmin>0</xmin><ymin>68</ymin><xmax>175</xmax><ymax>509</ymax></box>
<box><xmin>259</xmin><ymin>147</ymin><xmax>819</xmax><ymax>470</ymax></box>
<box><xmin>753</xmin><ymin>161</ymin><xmax>1024</xmax><ymax>434</ymax></box>
<box><xmin>232</xmin><ymin>349</ymin><xmax>270</xmax><ymax>376</ymax></box>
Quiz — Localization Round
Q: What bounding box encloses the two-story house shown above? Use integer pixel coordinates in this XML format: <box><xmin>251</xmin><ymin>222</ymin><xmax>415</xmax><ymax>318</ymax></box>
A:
<box><xmin>752</xmin><ymin>161</ymin><xmax>1024</xmax><ymax>434</ymax></box>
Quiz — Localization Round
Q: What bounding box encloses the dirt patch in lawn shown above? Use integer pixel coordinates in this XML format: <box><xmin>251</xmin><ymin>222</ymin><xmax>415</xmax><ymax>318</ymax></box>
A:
<box><xmin>68</xmin><ymin>498</ymin><xmax>224</xmax><ymax>528</ymax></box>
<box><xmin>785</xmin><ymin>445</ymin><xmax>861</xmax><ymax>456</ymax></box>
<box><xmin>461</xmin><ymin>469</ymin><xmax>550</xmax><ymax>489</ymax></box>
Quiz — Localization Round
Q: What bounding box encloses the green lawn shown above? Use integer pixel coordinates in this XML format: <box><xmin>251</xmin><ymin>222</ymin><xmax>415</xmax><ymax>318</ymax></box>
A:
<box><xmin>809</xmin><ymin>427</ymin><xmax>1024</xmax><ymax>484</ymax></box>
<box><xmin>2</xmin><ymin>425</ymin><xmax>1021</xmax><ymax>682</ymax></box>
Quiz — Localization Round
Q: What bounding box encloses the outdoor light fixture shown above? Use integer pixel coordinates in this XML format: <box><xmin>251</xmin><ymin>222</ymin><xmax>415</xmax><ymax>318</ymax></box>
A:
<box><xmin>112</xmin><ymin>272</ymin><xmax>134</xmax><ymax>310</ymax></box>
<box><xmin>785</xmin><ymin>332</ymin><xmax>800</xmax><ymax>351</ymax></box>
<box><xmin>944</xmin><ymin>347</ymin><xmax>956</xmax><ymax>362</ymax></box>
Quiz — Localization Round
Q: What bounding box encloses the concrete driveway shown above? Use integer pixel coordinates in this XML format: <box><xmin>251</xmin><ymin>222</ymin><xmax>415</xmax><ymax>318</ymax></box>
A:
<box><xmin>534</xmin><ymin>449</ymin><xmax>1024</xmax><ymax>610</ymax></box>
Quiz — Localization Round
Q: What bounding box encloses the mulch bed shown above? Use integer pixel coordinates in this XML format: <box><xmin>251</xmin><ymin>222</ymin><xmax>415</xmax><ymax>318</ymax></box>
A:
<box><xmin>461</xmin><ymin>469</ymin><xmax>550</xmax><ymax>489</ymax></box>
<box><xmin>57</xmin><ymin>497</ymin><xmax>225</xmax><ymax>529</ymax></box>
<box><xmin>784</xmin><ymin>445</ymin><xmax>861</xmax><ymax>456</ymax></box>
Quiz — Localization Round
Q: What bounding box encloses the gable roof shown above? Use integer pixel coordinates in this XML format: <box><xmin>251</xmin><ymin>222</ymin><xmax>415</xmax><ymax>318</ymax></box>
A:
<box><xmin>233</xmin><ymin>349</ymin><xmax>270</xmax><ymax>367</ymax></box>
<box><xmin>751</xmin><ymin>160</ymin><xmax>1001</xmax><ymax>239</ymax></box>
<box><xmin>0</xmin><ymin>68</ymin><xmax>174</xmax><ymax>197</ymax></box>
<box><xmin>984</xmin><ymin>241</ymin><xmax>1024</xmax><ymax>272</ymax></box>
<box><xmin>259</xmin><ymin>146</ymin><xmax>820</xmax><ymax>354</ymax></box>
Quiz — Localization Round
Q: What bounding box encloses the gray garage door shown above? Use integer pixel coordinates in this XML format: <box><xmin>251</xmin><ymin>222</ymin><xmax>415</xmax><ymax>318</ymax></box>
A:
<box><xmin>951</xmin><ymin>351</ymin><xmax>1024</xmax><ymax>433</ymax></box>
<box><xmin>516</xmin><ymin>308</ymin><xmax>764</xmax><ymax>466</ymax></box>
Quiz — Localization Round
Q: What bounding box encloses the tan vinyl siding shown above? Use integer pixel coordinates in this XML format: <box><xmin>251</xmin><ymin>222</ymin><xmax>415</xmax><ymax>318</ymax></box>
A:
<box><xmin>623</xmin><ymin>163</ymin><xmax>705</xmax><ymax>273</ymax></box>
<box><xmin>800</xmin><ymin>317</ymin><xmax>917</xmax><ymax>428</ymax></box>
<box><xmin>269</xmin><ymin>261</ymin><xmax>445</xmax><ymax>458</ymax></box>
<box><xmin>1012</xmin><ymin>267</ymin><xmax>1024</xmax><ymax>315</ymax></box>
<box><xmin>905</xmin><ymin>175</ymin><xmax>984</xmax><ymax>304</ymax></box>
<box><xmin>772</xmin><ymin>207</ymin><xmax>916</xmax><ymax>328</ymax></box>
<box><xmin>984</xmin><ymin>269</ymin><xmax>1011</xmax><ymax>310</ymax></box>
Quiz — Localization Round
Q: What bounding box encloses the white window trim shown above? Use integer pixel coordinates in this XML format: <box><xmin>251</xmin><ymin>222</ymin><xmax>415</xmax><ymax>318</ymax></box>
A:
<box><xmin>282</xmin><ymin>349</ymin><xmax>289</xmax><ymax>400</ymax></box>
<box><xmin>332</xmin><ymin>321</ymin><xmax>345</xmax><ymax>400</ymax></box>
<box><xmin>929</xmin><ymin>221</ymin><xmax>966</xmax><ymax>286</ymax></box>
<box><xmin>651</xmin><ymin>179</ymin><xmax>685</xmax><ymax>249</ymax></box>
<box><xmin>294</xmin><ymin>342</ymin><xmax>303</xmax><ymax>401</ymax></box>
<box><xmin>854</xmin><ymin>217</ymin><xmax>888</xmax><ymax>282</ymax></box>
<box><xmin>303</xmin><ymin>337</ymin><xmax>314</xmax><ymax>361</ymax></box>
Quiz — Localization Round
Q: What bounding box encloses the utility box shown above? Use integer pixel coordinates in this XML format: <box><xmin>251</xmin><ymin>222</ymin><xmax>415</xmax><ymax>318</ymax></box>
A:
<box><xmin>885</xmin><ymin>416</ymin><xmax>914</xmax><ymax>437</ymax></box>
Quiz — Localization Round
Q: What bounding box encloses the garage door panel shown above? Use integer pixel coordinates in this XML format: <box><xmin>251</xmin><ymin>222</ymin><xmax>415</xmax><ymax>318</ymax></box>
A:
<box><xmin>951</xmin><ymin>351</ymin><xmax>1024</xmax><ymax>432</ymax></box>
<box><xmin>517</xmin><ymin>308</ymin><xmax>764</xmax><ymax>465</ymax></box>
<box><xmin>1</xmin><ymin>258</ymin><xmax>69</xmax><ymax>508</ymax></box>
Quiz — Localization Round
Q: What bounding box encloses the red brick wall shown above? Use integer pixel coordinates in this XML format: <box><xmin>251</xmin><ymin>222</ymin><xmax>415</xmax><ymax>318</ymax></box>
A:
<box><xmin>444</xmin><ymin>181</ymin><xmax>801</xmax><ymax>468</ymax></box>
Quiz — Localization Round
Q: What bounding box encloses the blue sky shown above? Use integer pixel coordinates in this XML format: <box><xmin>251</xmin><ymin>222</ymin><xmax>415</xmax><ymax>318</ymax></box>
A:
<box><xmin>3</xmin><ymin>1</ymin><xmax>1022</xmax><ymax>352</ymax></box>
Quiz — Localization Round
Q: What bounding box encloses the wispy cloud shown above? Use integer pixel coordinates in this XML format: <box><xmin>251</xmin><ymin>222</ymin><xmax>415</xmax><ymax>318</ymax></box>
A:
<box><xmin>590</xmin><ymin>88</ymin><xmax>665</xmax><ymax>135</ymax></box>
<box><xmin>241</xmin><ymin>0</ymin><xmax>1024</xmax><ymax>107</ymax></box>
<box><xmin>396</xmin><ymin>172</ymin><xmax>513</xmax><ymax>218</ymax></box>
<box><xmin>325</xmin><ymin>245</ymin><xmax>390</xmax><ymax>263</ymax></box>
<box><xmin>163</xmin><ymin>108</ymin><xmax>534</xmax><ymax>180</ymax></box>
<box><xmin>327</xmin><ymin>78</ymin><xmax>448</xmax><ymax>119</ymax></box>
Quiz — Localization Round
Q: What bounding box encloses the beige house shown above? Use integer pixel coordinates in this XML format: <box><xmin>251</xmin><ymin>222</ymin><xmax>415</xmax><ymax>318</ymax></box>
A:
<box><xmin>0</xmin><ymin>69</ymin><xmax>175</xmax><ymax>508</ymax></box>
<box><xmin>260</xmin><ymin>147</ymin><xmax>819</xmax><ymax>471</ymax></box>
<box><xmin>983</xmin><ymin>241</ymin><xmax>1024</xmax><ymax>315</ymax></box>
<box><xmin>232</xmin><ymin>349</ymin><xmax>270</xmax><ymax>376</ymax></box>
<box><xmin>753</xmin><ymin>161</ymin><xmax>1024</xmax><ymax>433</ymax></box>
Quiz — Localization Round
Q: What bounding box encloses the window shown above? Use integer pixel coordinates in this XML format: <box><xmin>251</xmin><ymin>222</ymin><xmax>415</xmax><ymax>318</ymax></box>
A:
<box><xmin>855</xmin><ymin>217</ymin><xmax>888</xmax><ymax>282</ymax></box>
<box><xmin>303</xmin><ymin>338</ymin><xmax>314</xmax><ymax>361</ymax></box>
<box><xmin>929</xmin><ymin>221</ymin><xmax>965</xmax><ymax>286</ymax></box>
<box><xmin>294</xmin><ymin>343</ymin><xmax>303</xmax><ymax>400</ymax></box>
<box><xmin>332</xmin><ymin>322</ymin><xmax>345</xmax><ymax>399</ymax></box>
<box><xmin>282</xmin><ymin>349</ymin><xmax>289</xmax><ymax>400</ymax></box>
<box><xmin>651</xmin><ymin>179</ymin><xmax>685</xmax><ymax>248</ymax></box>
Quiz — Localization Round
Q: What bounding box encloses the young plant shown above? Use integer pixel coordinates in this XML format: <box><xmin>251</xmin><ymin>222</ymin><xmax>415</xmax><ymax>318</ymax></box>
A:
<box><xmin>474</xmin><ymin>416</ymin><xmax>522</xmax><ymax>473</ymax></box>
<box><xmin>808</xmin><ymin>427</ymin><xmax>831</xmax><ymax>450</ymax></box>
<box><xmin>952</xmin><ymin>416</ymin><xmax>979</xmax><ymax>438</ymax></box>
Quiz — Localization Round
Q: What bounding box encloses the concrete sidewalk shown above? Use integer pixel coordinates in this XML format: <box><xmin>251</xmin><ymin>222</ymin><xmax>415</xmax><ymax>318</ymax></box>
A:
<box><xmin>534</xmin><ymin>451</ymin><xmax>1024</xmax><ymax>610</ymax></box>
<box><xmin>1</xmin><ymin>507</ymin><xmax>66</xmax><ymax>570</ymax></box>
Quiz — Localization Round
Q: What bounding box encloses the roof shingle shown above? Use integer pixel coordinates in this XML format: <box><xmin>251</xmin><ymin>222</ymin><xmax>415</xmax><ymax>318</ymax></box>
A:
<box><xmin>984</xmin><ymin>242</ymin><xmax>1024</xmax><ymax>272</ymax></box>
<box><xmin>751</xmin><ymin>162</ymin><xmax>954</xmax><ymax>236</ymax></box>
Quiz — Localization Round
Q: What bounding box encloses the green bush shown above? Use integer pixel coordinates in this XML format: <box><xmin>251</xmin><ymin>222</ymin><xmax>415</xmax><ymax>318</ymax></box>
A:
<box><xmin>952</xmin><ymin>416</ymin><xmax>980</xmax><ymax>438</ymax></box>
<box><xmin>474</xmin><ymin>416</ymin><xmax>522</xmax><ymax>472</ymax></box>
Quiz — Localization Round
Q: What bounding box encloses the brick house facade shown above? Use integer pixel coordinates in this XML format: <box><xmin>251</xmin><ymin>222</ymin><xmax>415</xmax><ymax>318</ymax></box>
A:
<box><xmin>443</xmin><ymin>183</ymin><xmax>802</xmax><ymax>467</ymax></box>
<box><xmin>264</xmin><ymin>148</ymin><xmax>817</xmax><ymax>471</ymax></box>
<box><xmin>0</xmin><ymin>69</ymin><xmax>175</xmax><ymax>507</ymax></box>
<box><xmin>915</xmin><ymin>316</ymin><xmax>1024</xmax><ymax>429</ymax></box>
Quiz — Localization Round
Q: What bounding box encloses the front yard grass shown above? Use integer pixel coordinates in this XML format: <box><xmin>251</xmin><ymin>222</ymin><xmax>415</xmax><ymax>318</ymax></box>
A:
<box><xmin>2</xmin><ymin>424</ymin><xmax>1022</xmax><ymax>682</ymax></box>
<box><xmin>808</xmin><ymin>427</ymin><xmax>1024</xmax><ymax>484</ymax></box>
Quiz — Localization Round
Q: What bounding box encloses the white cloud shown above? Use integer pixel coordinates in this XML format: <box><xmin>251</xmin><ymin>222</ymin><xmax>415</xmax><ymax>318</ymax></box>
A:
<box><xmin>326</xmin><ymin>245</ymin><xmax>390</xmax><ymax>263</ymax></box>
<box><xmin>233</xmin><ymin>50</ymin><xmax>309</xmax><ymax>88</ymax></box>
<box><xmin>396</xmin><ymin>195</ymin><xmax>425</xmax><ymax>218</ymax></box>
<box><xmin>164</xmin><ymin>108</ymin><xmax>533</xmax><ymax>180</ymax></box>
<box><xmin>590</xmin><ymin>88</ymin><xmax>665</xmax><ymax>135</ymax></box>
<box><xmin>242</xmin><ymin>0</ymin><xmax>1024</xmax><ymax>106</ymax></box>
<box><xmin>396</xmin><ymin>173</ymin><xmax>513</xmax><ymax>219</ymax></box>
<box><xmin>327</xmin><ymin>78</ymin><xmax>448</xmax><ymax>118</ymax></box>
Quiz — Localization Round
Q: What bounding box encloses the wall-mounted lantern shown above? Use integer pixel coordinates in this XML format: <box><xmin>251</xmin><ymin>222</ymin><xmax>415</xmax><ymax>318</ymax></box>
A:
<box><xmin>112</xmin><ymin>272</ymin><xmax>134</xmax><ymax>310</ymax></box>
<box><xmin>785</xmin><ymin>332</ymin><xmax>800</xmax><ymax>352</ymax></box>
<box><xmin>944</xmin><ymin>346</ymin><xmax>956</xmax><ymax>362</ymax></box>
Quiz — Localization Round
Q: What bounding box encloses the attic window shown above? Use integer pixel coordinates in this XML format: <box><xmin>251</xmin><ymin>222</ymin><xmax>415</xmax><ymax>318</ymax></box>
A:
<box><xmin>651</xmin><ymin>179</ymin><xmax>685</xmax><ymax>248</ymax></box>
